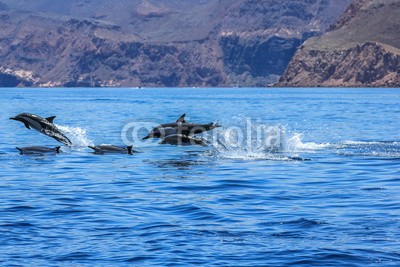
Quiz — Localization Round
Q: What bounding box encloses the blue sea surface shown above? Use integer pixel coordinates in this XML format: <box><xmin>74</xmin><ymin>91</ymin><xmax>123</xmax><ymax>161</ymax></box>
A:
<box><xmin>0</xmin><ymin>88</ymin><xmax>399</xmax><ymax>266</ymax></box>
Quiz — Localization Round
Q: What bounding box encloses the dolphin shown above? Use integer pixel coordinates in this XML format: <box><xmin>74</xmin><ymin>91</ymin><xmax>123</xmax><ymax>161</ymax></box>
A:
<box><xmin>160</xmin><ymin>134</ymin><xmax>209</xmax><ymax>146</ymax></box>
<box><xmin>9</xmin><ymin>113</ymin><xmax>73</xmax><ymax>146</ymax></box>
<box><xmin>16</xmin><ymin>146</ymin><xmax>61</xmax><ymax>155</ymax></box>
<box><xmin>142</xmin><ymin>114</ymin><xmax>220</xmax><ymax>140</ymax></box>
<box><xmin>88</xmin><ymin>145</ymin><xmax>137</xmax><ymax>155</ymax></box>
<box><xmin>158</xmin><ymin>127</ymin><xmax>208</xmax><ymax>146</ymax></box>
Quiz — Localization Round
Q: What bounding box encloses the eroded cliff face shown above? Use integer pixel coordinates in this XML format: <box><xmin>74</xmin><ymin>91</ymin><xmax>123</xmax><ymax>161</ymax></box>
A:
<box><xmin>216</xmin><ymin>0</ymin><xmax>352</xmax><ymax>86</ymax></box>
<box><xmin>279</xmin><ymin>0</ymin><xmax>400</xmax><ymax>87</ymax></box>
<box><xmin>0</xmin><ymin>0</ymin><xmax>351</xmax><ymax>87</ymax></box>
<box><xmin>279</xmin><ymin>42</ymin><xmax>400</xmax><ymax>87</ymax></box>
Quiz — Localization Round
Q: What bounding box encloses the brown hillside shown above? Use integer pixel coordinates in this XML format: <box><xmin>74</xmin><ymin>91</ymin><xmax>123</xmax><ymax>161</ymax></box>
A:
<box><xmin>279</xmin><ymin>0</ymin><xmax>400</xmax><ymax>87</ymax></box>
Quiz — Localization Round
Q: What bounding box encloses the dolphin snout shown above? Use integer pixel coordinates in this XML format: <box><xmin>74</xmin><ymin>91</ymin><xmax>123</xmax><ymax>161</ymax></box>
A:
<box><xmin>142</xmin><ymin>135</ymin><xmax>150</xmax><ymax>140</ymax></box>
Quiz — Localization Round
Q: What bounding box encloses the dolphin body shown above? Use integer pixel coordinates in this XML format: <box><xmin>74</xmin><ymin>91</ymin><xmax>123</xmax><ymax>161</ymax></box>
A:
<box><xmin>10</xmin><ymin>113</ymin><xmax>73</xmax><ymax>146</ymax></box>
<box><xmin>16</xmin><ymin>146</ymin><xmax>61</xmax><ymax>155</ymax></box>
<box><xmin>88</xmin><ymin>145</ymin><xmax>136</xmax><ymax>155</ymax></box>
<box><xmin>159</xmin><ymin>134</ymin><xmax>208</xmax><ymax>146</ymax></box>
<box><xmin>158</xmin><ymin>127</ymin><xmax>208</xmax><ymax>146</ymax></box>
<box><xmin>142</xmin><ymin>114</ymin><xmax>220</xmax><ymax>140</ymax></box>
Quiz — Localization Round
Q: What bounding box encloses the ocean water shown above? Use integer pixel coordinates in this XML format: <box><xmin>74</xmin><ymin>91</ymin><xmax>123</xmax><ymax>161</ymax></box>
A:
<box><xmin>0</xmin><ymin>88</ymin><xmax>399</xmax><ymax>266</ymax></box>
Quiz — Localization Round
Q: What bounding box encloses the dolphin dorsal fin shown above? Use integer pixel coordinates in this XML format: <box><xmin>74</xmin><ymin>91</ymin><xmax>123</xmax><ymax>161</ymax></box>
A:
<box><xmin>176</xmin><ymin>114</ymin><xmax>186</xmax><ymax>123</ymax></box>
<box><xmin>127</xmin><ymin>145</ymin><xmax>133</xmax><ymax>155</ymax></box>
<box><xmin>46</xmin><ymin>116</ymin><xmax>56</xmax><ymax>123</ymax></box>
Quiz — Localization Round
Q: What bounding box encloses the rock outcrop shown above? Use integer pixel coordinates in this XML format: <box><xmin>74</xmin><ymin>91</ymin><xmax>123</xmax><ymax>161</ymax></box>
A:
<box><xmin>279</xmin><ymin>0</ymin><xmax>400</xmax><ymax>87</ymax></box>
<box><xmin>0</xmin><ymin>0</ymin><xmax>351</xmax><ymax>87</ymax></box>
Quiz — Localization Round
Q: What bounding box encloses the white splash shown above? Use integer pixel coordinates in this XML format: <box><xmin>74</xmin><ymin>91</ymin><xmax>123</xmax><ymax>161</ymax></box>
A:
<box><xmin>56</xmin><ymin>124</ymin><xmax>94</xmax><ymax>148</ymax></box>
<box><xmin>202</xmin><ymin>114</ymin><xmax>339</xmax><ymax>161</ymax></box>
<box><xmin>206</xmin><ymin>117</ymin><xmax>313</xmax><ymax>161</ymax></box>
<box><xmin>285</xmin><ymin>133</ymin><xmax>331</xmax><ymax>152</ymax></box>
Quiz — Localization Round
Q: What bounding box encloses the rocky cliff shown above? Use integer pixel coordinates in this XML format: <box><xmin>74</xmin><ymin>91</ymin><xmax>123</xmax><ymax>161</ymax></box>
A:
<box><xmin>0</xmin><ymin>0</ymin><xmax>351</xmax><ymax>87</ymax></box>
<box><xmin>278</xmin><ymin>0</ymin><xmax>400</xmax><ymax>87</ymax></box>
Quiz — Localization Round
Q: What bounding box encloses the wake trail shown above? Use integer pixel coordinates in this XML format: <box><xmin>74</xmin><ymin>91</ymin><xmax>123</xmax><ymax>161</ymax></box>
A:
<box><xmin>202</xmin><ymin>116</ymin><xmax>400</xmax><ymax>161</ymax></box>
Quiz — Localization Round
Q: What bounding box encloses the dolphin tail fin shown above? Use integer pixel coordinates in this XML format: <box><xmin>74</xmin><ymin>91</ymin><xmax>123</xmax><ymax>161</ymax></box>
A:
<box><xmin>201</xmin><ymin>138</ymin><xmax>211</xmax><ymax>146</ymax></box>
<box><xmin>176</xmin><ymin>113</ymin><xmax>186</xmax><ymax>123</ymax></box>
<box><xmin>127</xmin><ymin>145</ymin><xmax>134</xmax><ymax>155</ymax></box>
<box><xmin>16</xmin><ymin>147</ymin><xmax>23</xmax><ymax>153</ymax></box>
<box><xmin>64</xmin><ymin>136</ymin><xmax>73</xmax><ymax>147</ymax></box>
<box><xmin>88</xmin><ymin>146</ymin><xmax>100</xmax><ymax>152</ymax></box>
<box><xmin>216</xmin><ymin>139</ymin><xmax>229</xmax><ymax>151</ymax></box>
<box><xmin>212</xmin><ymin>122</ymin><xmax>222</xmax><ymax>128</ymax></box>
<box><xmin>55</xmin><ymin>146</ymin><xmax>61</xmax><ymax>153</ymax></box>
<box><xmin>46</xmin><ymin>116</ymin><xmax>56</xmax><ymax>123</ymax></box>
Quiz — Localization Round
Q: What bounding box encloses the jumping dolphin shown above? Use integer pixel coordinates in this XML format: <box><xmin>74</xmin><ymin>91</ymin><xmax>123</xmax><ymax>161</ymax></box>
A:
<box><xmin>88</xmin><ymin>145</ymin><xmax>137</xmax><ymax>155</ymax></box>
<box><xmin>142</xmin><ymin>114</ymin><xmax>220</xmax><ymax>140</ymax></box>
<box><xmin>9</xmin><ymin>113</ymin><xmax>73</xmax><ymax>146</ymax></box>
<box><xmin>158</xmin><ymin>127</ymin><xmax>208</xmax><ymax>146</ymax></box>
<box><xmin>16</xmin><ymin>146</ymin><xmax>61</xmax><ymax>155</ymax></box>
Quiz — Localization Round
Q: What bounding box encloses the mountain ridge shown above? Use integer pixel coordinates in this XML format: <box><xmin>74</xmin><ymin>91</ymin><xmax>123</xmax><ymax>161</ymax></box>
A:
<box><xmin>0</xmin><ymin>0</ymin><xmax>352</xmax><ymax>87</ymax></box>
